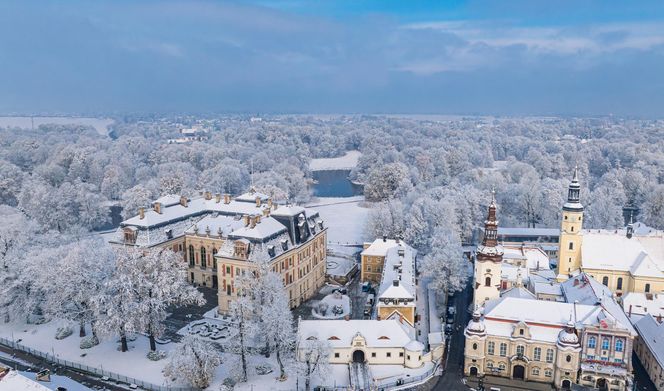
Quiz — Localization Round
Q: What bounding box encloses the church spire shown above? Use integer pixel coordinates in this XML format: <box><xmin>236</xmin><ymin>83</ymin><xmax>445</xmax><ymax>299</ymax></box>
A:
<box><xmin>563</xmin><ymin>166</ymin><xmax>584</xmax><ymax>212</ymax></box>
<box><xmin>483</xmin><ymin>190</ymin><xmax>498</xmax><ymax>247</ymax></box>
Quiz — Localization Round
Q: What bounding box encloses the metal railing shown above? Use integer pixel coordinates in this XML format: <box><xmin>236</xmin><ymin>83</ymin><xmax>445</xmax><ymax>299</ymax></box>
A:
<box><xmin>0</xmin><ymin>337</ymin><xmax>195</xmax><ymax>391</ymax></box>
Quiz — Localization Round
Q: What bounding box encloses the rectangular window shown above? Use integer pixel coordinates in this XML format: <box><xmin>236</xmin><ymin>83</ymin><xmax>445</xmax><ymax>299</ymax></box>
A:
<box><xmin>399</xmin><ymin>352</ymin><xmax>404</xmax><ymax>357</ymax></box>
<box><xmin>499</xmin><ymin>343</ymin><xmax>507</xmax><ymax>357</ymax></box>
<box><xmin>534</xmin><ymin>347</ymin><xmax>541</xmax><ymax>361</ymax></box>
<box><xmin>371</xmin><ymin>352</ymin><xmax>376</xmax><ymax>358</ymax></box>
<box><xmin>487</xmin><ymin>342</ymin><xmax>495</xmax><ymax>355</ymax></box>
<box><xmin>334</xmin><ymin>353</ymin><xmax>340</xmax><ymax>358</ymax></box>
<box><xmin>386</xmin><ymin>352</ymin><xmax>391</xmax><ymax>358</ymax></box>
<box><xmin>546</xmin><ymin>349</ymin><xmax>554</xmax><ymax>363</ymax></box>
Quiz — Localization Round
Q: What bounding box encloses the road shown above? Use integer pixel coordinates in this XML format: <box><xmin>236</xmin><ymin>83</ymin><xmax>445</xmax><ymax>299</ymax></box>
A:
<box><xmin>432</xmin><ymin>277</ymin><xmax>473</xmax><ymax>391</ymax></box>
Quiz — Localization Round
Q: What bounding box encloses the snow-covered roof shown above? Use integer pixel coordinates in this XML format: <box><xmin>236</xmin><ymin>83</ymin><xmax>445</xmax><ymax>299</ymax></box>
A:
<box><xmin>270</xmin><ymin>204</ymin><xmax>306</xmax><ymax>217</ymax></box>
<box><xmin>153</xmin><ymin>194</ymin><xmax>181</xmax><ymax>207</ymax></box>
<box><xmin>533</xmin><ymin>281</ymin><xmax>563</xmax><ymax>297</ymax></box>
<box><xmin>622</xmin><ymin>292</ymin><xmax>664</xmax><ymax>321</ymax></box>
<box><xmin>502</xmin><ymin>245</ymin><xmax>551</xmax><ymax>270</ymax></box>
<box><xmin>498</xmin><ymin>227</ymin><xmax>560</xmax><ymax>238</ymax></box>
<box><xmin>0</xmin><ymin>370</ymin><xmax>51</xmax><ymax>391</ymax></box>
<box><xmin>376</xmin><ymin>241</ymin><xmax>417</xmax><ymax>301</ymax></box>
<box><xmin>560</xmin><ymin>273</ymin><xmax>636</xmax><ymax>336</ymax></box>
<box><xmin>580</xmin><ymin>227</ymin><xmax>664</xmax><ymax>279</ymax></box>
<box><xmin>633</xmin><ymin>315</ymin><xmax>664</xmax><ymax>368</ymax></box>
<box><xmin>235</xmin><ymin>190</ymin><xmax>270</xmax><ymax>203</ymax></box>
<box><xmin>184</xmin><ymin>214</ymin><xmax>245</xmax><ymax>237</ymax></box>
<box><xmin>228</xmin><ymin>216</ymin><xmax>288</xmax><ymax>242</ymax></box>
<box><xmin>362</xmin><ymin>238</ymin><xmax>401</xmax><ymax>257</ymax></box>
<box><xmin>501</xmin><ymin>286</ymin><xmax>536</xmax><ymax>300</ymax></box>
<box><xmin>298</xmin><ymin>319</ymin><xmax>416</xmax><ymax>349</ymax></box>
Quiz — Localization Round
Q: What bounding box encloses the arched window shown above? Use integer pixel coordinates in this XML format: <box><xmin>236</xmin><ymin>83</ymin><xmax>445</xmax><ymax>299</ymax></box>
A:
<box><xmin>566</xmin><ymin>355</ymin><xmax>572</xmax><ymax>363</ymax></box>
<box><xmin>516</xmin><ymin>345</ymin><xmax>525</xmax><ymax>356</ymax></box>
<box><xmin>534</xmin><ymin>347</ymin><xmax>542</xmax><ymax>361</ymax></box>
<box><xmin>485</xmin><ymin>277</ymin><xmax>492</xmax><ymax>287</ymax></box>
<box><xmin>645</xmin><ymin>283</ymin><xmax>651</xmax><ymax>293</ymax></box>
<box><xmin>617</xmin><ymin>277</ymin><xmax>623</xmax><ymax>290</ymax></box>
<box><xmin>602</xmin><ymin>276</ymin><xmax>609</xmax><ymax>286</ymax></box>
<box><xmin>588</xmin><ymin>336</ymin><xmax>596</xmax><ymax>348</ymax></box>
<box><xmin>546</xmin><ymin>349</ymin><xmax>554</xmax><ymax>363</ymax></box>
<box><xmin>568</xmin><ymin>242</ymin><xmax>574</xmax><ymax>250</ymax></box>
<box><xmin>188</xmin><ymin>245</ymin><xmax>195</xmax><ymax>267</ymax></box>
<box><xmin>487</xmin><ymin>342</ymin><xmax>495</xmax><ymax>355</ymax></box>
<box><xmin>473</xmin><ymin>343</ymin><xmax>478</xmax><ymax>350</ymax></box>
<box><xmin>615</xmin><ymin>339</ymin><xmax>624</xmax><ymax>352</ymax></box>
<box><xmin>212</xmin><ymin>248</ymin><xmax>218</xmax><ymax>270</ymax></box>
<box><xmin>571</xmin><ymin>226</ymin><xmax>574</xmax><ymax>232</ymax></box>
<box><xmin>200</xmin><ymin>247</ymin><xmax>207</xmax><ymax>268</ymax></box>
<box><xmin>602</xmin><ymin>338</ymin><xmax>610</xmax><ymax>350</ymax></box>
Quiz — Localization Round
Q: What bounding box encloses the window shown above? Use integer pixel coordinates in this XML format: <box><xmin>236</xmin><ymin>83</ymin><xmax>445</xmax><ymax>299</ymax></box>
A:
<box><xmin>188</xmin><ymin>245</ymin><xmax>195</xmax><ymax>267</ymax></box>
<box><xmin>602</xmin><ymin>338</ymin><xmax>609</xmax><ymax>350</ymax></box>
<box><xmin>546</xmin><ymin>349</ymin><xmax>554</xmax><ymax>363</ymax></box>
<box><xmin>487</xmin><ymin>342</ymin><xmax>495</xmax><ymax>355</ymax></box>
<box><xmin>602</xmin><ymin>276</ymin><xmax>609</xmax><ymax>286</ymax></box>
<box><xmin>371</xmin><ymin>352</ymin><xmax>376</xmax><ymax>358</ymax></box>
<box><xmin>588</xmin><ymin>336</ymin><xmax>596</xmax><ymax>349</ymax></box>
<box><xmin>544</xmin><ymin>369</ymin><xmax>552</xmax><ymax>378</ymax></box>
<box><xmin>498</xmin><ymin>363</ymin><xmax>506</xmax><ymax>371</ymax></box>
<box><xmin>519</xmin><ymin>329</ymin><xmax>524</xmax><ymax>335</ymax></box>
<box><xmin>485</xmin><ymin>277</ymin><xmax>492</xmax><ymax>287</ymax></box>
<box><xmin>617</xmin><ymin>277</ymin><xmax>623</xmax><ymax>290</ymax></box>
<box><xmin>615</xmin><ymin>339</ymin><xmax>624</xmax><ymax>352</ymax></box>
<box><xmin>516</xmin><ymin>345</ymin><xmax>525</xmax><ymax>356</ymax></box>
<box><xmin>399</xmin><ymin>352</ymin><xmax>404</xmax><ymax>357</ymax></box>
<box><xmin>473</xmin><ymin>343</ymin><xmax>478</xmax><ymax>350</ymax></box>
<box><xmin>645</xmin><ymin>283</ymin><xmax>651</xmax><ymax>293</ymax></box>
<box><xmin>200</xmin><ymin>247</ymin><xmax>207</xmax><ymax>268</ymax></box>
<box><xmin>566</xmin><ymin>355</ymin><xmax>572</xmax><ymax>363</ymax></box>
<box><xmin>571</xmin><ymin>226</ymin><xmax>574</xmax><ymax>232</ymax></box>
<box><xmin>334</xmin><ymin>353</ymin><xmax>340</xmax><ymax>358</ymax></box>
<box><xmin>386</xmin><ymin>352</ymin><xmax>391</xmax><ymax>358</ymax></box>
<box><xmin>499</xmin><ymin>343</ymin><xmax>507</xmax><ymax>357</ymax></box>
<box><xmin>532</xmin><ymin>368</ymin><xmax>540</xmax><ymax>376</ymax></box>
<box><xmin>569</xmin><ymin>242</ymin><xmax>574</xmax><ymax>250</ymax></box>
<box><xmin>534</xmin><ymin>347</ymin><xmax>542</xmax><ymax>361</ymax></box>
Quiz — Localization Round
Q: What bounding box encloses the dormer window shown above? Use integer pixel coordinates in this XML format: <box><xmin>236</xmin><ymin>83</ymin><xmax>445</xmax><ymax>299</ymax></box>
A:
<box><xmin>123</xmin><ymin>227</ymin><xmax>137</xmax><ymax>244</ymax></box>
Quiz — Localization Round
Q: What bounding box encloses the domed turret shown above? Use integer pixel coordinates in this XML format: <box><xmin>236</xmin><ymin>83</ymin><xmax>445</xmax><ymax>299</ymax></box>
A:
<box><xmin>557</xmin><ymin>321</ymin><xmax>579</xmax><ymax>347</ymax></box>
<box><xmin>465</xmin><ymin>310</ymin><xmax>487</xmax><ymax>337</ymax></box>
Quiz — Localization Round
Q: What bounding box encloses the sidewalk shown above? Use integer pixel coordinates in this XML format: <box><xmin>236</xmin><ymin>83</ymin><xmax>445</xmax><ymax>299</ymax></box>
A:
<box><xmin>466</xmin><ymin>375</ymin><xmax>555</xmax><ymax>391</ymax></box>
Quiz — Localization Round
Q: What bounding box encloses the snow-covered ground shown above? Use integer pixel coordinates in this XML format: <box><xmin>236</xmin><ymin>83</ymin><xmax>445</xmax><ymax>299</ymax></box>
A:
<box><xmin>308</xmin><ymin>196</ymin><xmax>369</xmax><ymax>245</ymax></box>
<box><xmin>18</xmin><ymin>371</ymin><xmax>93</xmax><ymax>391</ymax></box>
<box><xmin>309</xmin><ymin>150</ymin><xmax>361</xmax><ymax>171</ymax></box>
<box><xmin>326</xmin><ymin>255</ymin><xmax>356</xmax><ymax>277</ymax></box>
<box><xmin>0</xmin><ymin>116</ymin><xmax>114</xmax><ymax>136</ymax></box>
<box><xmin>311</xmin><ymin>292</ymin><xmax>351</xmax><ymax>319</ymax></box>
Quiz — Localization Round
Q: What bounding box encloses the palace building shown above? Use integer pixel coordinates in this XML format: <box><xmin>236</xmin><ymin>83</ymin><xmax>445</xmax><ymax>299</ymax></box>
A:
<box><xmin>109</xmin><ymin>188</ymin><xmax>327</xmax><ymax>312</ymax></box>
<box><xmin>555</xmin><ymin>169</ymin><xmax>664</xmax><ymax>297</ymax></box>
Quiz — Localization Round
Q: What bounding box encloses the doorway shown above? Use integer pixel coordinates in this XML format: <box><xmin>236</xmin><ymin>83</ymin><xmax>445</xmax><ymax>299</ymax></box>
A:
<box><xmin>597</xmin><ymin>378</ymin><xmax>608</xmax><ymax>391</ymax></box>
<box><xmin>512</xmin><ymin>365</ymin><xmax>525</xmax><ymax>380</ymax></box>
<box><xmin>562</xmin><ymin>379</ymin><xmax>571</xmax><ymax>389</ymax></box>
<box><xmin>470</xmin><ymin>367</ymin><xmax>478</xmax><ymax>376</ymax></box>
<box><xmin>352</xmin><ymin>350</ymin><xmax>365</xmax><ymax>363</ymax></box>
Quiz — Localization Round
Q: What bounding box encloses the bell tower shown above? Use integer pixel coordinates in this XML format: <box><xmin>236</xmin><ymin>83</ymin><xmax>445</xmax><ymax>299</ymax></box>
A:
<box><xmin>556</xmin><ymin>167</ymin><xmax>584</xmax><ymax>282</ymax></box>
<box><xmin>473</xmin><ymin>191</ymin><xmax>503</xmax><ymax>308</ymax></box>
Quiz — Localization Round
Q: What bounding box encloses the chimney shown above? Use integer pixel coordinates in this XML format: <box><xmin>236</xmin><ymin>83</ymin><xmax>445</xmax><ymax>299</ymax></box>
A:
<box><xmin>154</xmin><ymin>202</ymin><xmax>162</xmax><ymax>214</ymax></box>
<box><xmin>255</xmin><ymin>196</ymin><xmax>261</xmax><ymax>207</ymax></box>
<box><xmin>268</xmin><ymin>197</ymin><xmax>273</xmax><ymax>209</ymax></box>
<box><xmin>215</xmin><ymin>193</ymin><xmax>221</xmax><ymax>203</ymax></box>
<box><xmin>180</xmin><ymin>196</ymin><xmax>188</xmax><ymax>207</ymax></box>
<box><xmin>255</xmin><ymin>215</ymin><xmax>261</xmax><ymax>224</ymax></box>
<box><xmin>263</xmin><ymin>208</ymin><xmax>270</xmax><ymax>217</ymax></box>
<box><xmin>628</xmin><ymin>304</ymin><xmax>632</xmax><ymax>317</ymax></box>
<box><xmin>139</xmin><ymin>207</ymin><xmax>145</xmax><ymax>219</ymax></box>
<box><xmin>204</xmin><ymin>191</ymin><xmax>212</xmax><ymax>200</ymax></box>
<box><xmin>250</xmin><ymin>216</ymin><xmax>256</xmax><ymax>229</ymax></box>
<box><xmin>243</xmin><ymin>215</ymin><xmax>250</xmax><ymax>227</ymax></box>
<box><xmin>224</xmin><ymin>194</ymin><xmax>231</xmax><ymax>204</ymax></box>
<box><xmin>393</xmin><ymin>279</ymin><xmax>399</xmax><ymax>287</ymax></box>
<box><xmin>383</xmin><ymin>235</ymin><xmax>387</xmax><ymax>242</ymax></box>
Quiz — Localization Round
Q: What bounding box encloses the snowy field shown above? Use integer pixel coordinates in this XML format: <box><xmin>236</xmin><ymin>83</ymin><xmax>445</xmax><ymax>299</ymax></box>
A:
<box><xmin>308</xmin><ymin>196</ymin><xmax>370</xmax><ymax>245</ymax></box>
<box><xmin>309</xmin><ymin>150</ymin><xmax>361</xmax><ymax>171</ymax></box>
<box><xmin>0</xmin><ymin>116</ymin><xmax>114</xmax><ymax>136</ymax></box>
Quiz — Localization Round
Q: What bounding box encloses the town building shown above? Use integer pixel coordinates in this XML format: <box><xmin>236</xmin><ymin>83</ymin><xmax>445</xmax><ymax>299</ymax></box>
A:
<box><xmin>633</xmin><ymin>314</ymin><xmax>664</xmax><ymax>391</ymax></box>
<box><xmin>555</xmin><ymin>169</ymin><xmax>664</xmax><ymax>296</ymax></box>
<box><xmin>109</xmin><ymin>188</ymin><xmax>327</xmax><ymax>313</ymax></box>
<box><xmin>622</xmin><ymin>292</ymin><xmax>664</xmax><ymax>322</ymax></box>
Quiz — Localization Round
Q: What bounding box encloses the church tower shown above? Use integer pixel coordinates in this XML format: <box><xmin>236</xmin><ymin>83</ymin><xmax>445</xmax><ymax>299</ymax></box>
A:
<box><xmin>556</xmin><ymin>167</ymin><xmax>584</xmax><ymax>282</ymax></box>
<box><xmin>473</xmin><ymin>191</ymin><xmax>503</xmax><ymax>308</ymax></box>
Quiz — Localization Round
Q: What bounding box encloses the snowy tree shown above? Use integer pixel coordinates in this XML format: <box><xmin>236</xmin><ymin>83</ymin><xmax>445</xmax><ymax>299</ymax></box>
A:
<box><xmin>420</xmin><ymin>226</ymin><xmax>469</xmax><ymax>294</ymax></box>
<box><xmin>120</xmin><ymin>184</ymin><xmax>155</xmax><ymax>219</ymax></box>
<box><xmin>0</xmin><ymin>160</ymin><xmax>24</xmax><ymax>206</ymax></box>
<box><xmin>364</xmin><ymin>162</ymin><xmax>412</xmax><ymax>201</ymax></box>
<box><xmin>366</xmin><ymin>200</ymin><xmax>406</xmax><ymax>241</ymax></box>
<box><xmin>43</xmin><ymin>238</ymin><xmax>115</xmax><ymax>337</ymax></box>
<box><xmin>299</xmin><ymin>337</ymin><xmax>331</xmax><ymax>391</ymax></box>
<box><xmin>164</xmin><ymin>335</ymin><xmax>221</xmax><ymax>389</ymax></box>
<box><xmin>585</xmin><ymin>185</ymin><xmax>626</xmax><ymax>229</ymax></box>
<box><xmin>0</xmin><ymin>207</ymin><xmax>35</xmax><ymax>322</ymax></box>
<box><xmin>642</xmin><ymin>184</ymin><xmax>664</xmax><ymax>229</ymax></box>
<box><xmin>226</xmin><ymin>274</ymin><xmax>257</xmax><ymax>382</ymax></box>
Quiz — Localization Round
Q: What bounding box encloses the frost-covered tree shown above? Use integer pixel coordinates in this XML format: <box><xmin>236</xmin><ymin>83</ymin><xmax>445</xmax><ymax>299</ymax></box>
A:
<box><xmin>299</xmin><ymin>337</ymin><xmax>331</xmax><ymax>391</ymax></box>
<box><xmin>259</xmin><ymin>270</ymin><xmax>295</xmax><ymax>380</ymax></box>
<box><xmin>164</xmin><ymin>335</ymin><xmax>221</xmax><ymax>389</ymax></box>
<box><xmin>642</xmin><ymin>184</ymin><xmax>664</xmax><ymax>229</ymax></box>
<box><xmin>226</xmin><ymin>274</ymin><xmax>256</xmax><ymax>382</ymax></box>
<box><xmin>366</xmin><ymin>200</ymin><xmax>406</xmax><ymax>241</ymax></box>
<box><xmin>43</xmin><ymin>237</ymin><xmax>115</xmax><ymax>338</ymax></box>
<box><xmin>364</xmin><ymin>162</ymin><xmax>412</xmax><ymax>201</ymax></box>
<box><xmin>120</xmin><ymin>184</ymin><xmax>155</xmax><ymax>219</ymax></box>
<box><xmin>420</xmin><ymin>226</ymin><xmax>469</xmax><ymax>294</ymax></box>
<box><xmin>0</xmin><ymin>160</ymin><xmax>24</xmax><ymax>206</ymax></box>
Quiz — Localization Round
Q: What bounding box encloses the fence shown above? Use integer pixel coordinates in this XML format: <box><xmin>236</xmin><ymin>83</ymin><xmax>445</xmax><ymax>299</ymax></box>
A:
<box><xmin>0</xmin><ymin>337</ymin><xmax>195</xmax><ymax>391</ymax></box>
<box><xmin>316</xmin><ymin>363</ymin><xmax>439</xmax><ymax>391</ymax></box>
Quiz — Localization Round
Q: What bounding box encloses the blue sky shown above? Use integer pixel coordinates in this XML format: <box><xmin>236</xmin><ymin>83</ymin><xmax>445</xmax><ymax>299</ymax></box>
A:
<box><xmin>1</xmin><ymin>0</ymin><xmax>664</xmax><ymax>116</ymax></box>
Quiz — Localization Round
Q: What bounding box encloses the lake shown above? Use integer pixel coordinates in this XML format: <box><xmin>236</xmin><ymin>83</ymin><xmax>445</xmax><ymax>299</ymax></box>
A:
<box><xmin>311</xmin><ymin>170</ymin><xmax>363</xmax><ymax>197</ymax></box>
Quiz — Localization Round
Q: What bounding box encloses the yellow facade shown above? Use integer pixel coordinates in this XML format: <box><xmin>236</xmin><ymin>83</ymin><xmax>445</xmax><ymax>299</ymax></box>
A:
<box><xmin>361</xmin><ymin>254</ymin><xmax>385</xmax><ymax>284</ymax></box>
<box><xmin>184</xmin><ymin>234</ymin><xmax>223</xmax><ymax>288</ymax></box>
<box><xmin>556</xmin><ymin>209</ymin><xmax>583</xmax><ymax>282</ymax></box>
<box><xmin>377</xmin><ymin>305</ymin><xmax>415</xmax><ymax>326</ymax></box>
<box><xmin>217</xmin><ymin>231</ymin><xmax>327</xmax><ymax>312</ymax></box>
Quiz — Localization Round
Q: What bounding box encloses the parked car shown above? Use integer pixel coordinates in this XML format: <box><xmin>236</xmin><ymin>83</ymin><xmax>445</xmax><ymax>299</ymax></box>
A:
<box><xmin>446</xmin><ymin>314</ymin><xmax>455</xmax><ymax>324</ymax></box>
<box><xmin>361</xmin><ymin>282</ymin><xmax>371</xmax><ymax>292</ymax></box>
<box><xmin>447</xmin><ymin>306</ymin><xmax>456</xmax><ymax>316</ymax></box>
<box><xmin>444</xmin><ymin>324</ymin><xmax>453</xmax><ymax>335</ymax></box>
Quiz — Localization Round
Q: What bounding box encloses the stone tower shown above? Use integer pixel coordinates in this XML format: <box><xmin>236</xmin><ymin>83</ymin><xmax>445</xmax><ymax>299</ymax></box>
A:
<box><xmin>473</xmin><ymin>191</ymin><xmax>503</xmax><ymax>308</ymax></box>
<box><xmin>556</xmin><ymin>167</ymin><xmax>584</xmax><ymax>282</ymax></box>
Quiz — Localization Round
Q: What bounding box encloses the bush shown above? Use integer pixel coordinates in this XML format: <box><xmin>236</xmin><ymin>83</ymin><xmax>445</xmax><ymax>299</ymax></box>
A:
<box><xmin>80</xmin><ymin>335</ymin><xmax>99</xmax><ymax>349</ymax></box>
<box><xmin>147</xmin><ymin>350</ymin><xmax>167</xmax><ymax>361</ymax></box>
<box><xmin>55</xmin><ymin>326</ymin><xmax>73</xmax><ymax>340</ymax></box>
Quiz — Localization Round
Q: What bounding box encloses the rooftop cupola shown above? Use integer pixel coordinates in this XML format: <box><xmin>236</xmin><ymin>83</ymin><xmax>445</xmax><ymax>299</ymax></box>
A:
<box><xmin>563</xmin><ymin>166</ymin><xmax>584</xmax><ymax>212</ymax></box>
<box><xmin>465</xmin><ymin>309</ymin><xmax>487</xmax><ymax>337</ymax></box>
<box><xmin>626</xmin><ymin>212</ymin><xmax>634</xmax><ymax>239</ymax></box>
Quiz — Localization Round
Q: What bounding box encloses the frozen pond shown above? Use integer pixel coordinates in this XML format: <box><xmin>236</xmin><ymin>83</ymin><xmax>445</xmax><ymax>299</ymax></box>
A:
<box><xmin>312</xmin><ymin>169</ymin><xmax>363</xmax><ymax>197</ymax></box>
